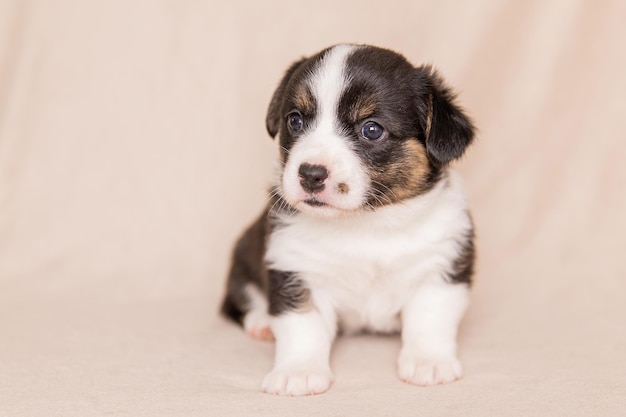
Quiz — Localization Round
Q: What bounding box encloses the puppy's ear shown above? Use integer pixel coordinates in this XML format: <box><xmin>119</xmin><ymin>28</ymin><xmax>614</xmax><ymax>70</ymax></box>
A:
<box><xmin>418</xmin><ymin>66</ymin><xmax>475</xmax><ymax>165</ymax></box>
<box><xmin>266</xmin><ymin>58</ymin><xmax>307</xmax><ymax>139</ymax></box>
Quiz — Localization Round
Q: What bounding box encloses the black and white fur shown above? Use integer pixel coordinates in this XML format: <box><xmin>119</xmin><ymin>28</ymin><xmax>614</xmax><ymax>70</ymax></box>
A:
<box><xmin>221</xmin><ymin>44</ymin><xmax>475</xmax><ymax>396</ymax></box>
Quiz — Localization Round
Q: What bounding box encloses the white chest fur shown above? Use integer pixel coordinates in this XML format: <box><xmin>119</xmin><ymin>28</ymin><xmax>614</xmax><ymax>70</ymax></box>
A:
<box><xmin>265</xmin><ymin>173</ymin><xmax>471</xmax><ymax>334</ymax></box>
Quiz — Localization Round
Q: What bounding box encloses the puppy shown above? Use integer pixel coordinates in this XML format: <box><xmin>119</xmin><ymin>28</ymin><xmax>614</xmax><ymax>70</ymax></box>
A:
<box><xmin>221</xmin><ymin>44</ymin><xmax>475</xmax><ymax>396</ymax></box>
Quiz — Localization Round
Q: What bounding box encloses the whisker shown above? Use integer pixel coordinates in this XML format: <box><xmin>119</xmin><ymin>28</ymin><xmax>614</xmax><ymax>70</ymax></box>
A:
<box><xmin>365</xmin><ymin>190</ymin><xmax>387</xmax><ymax>209</ymax></box>
<box><xmin>267</xmin><ymin>187</ymin><xmax>285</xmax><ymax>215</ymax></box>
<box><xmin>267</xmin><ymin>186</ymin><xmax>296</xmax><ymax>220</ymax></box>
<box><xmin>370</xmin><ymin>180</ymin><xmax>397</xmax><ymax>201</ymax></box>
<box><xmin>366</xmin><ymin>188</ymin><xmax>392</xmax><ymax>208</ymax></box>
<box><xmin>268</xmin><ymin>199</ymin><xmax>281</xmax><ymax>217</ymax></box>
<box><xmin>369</xmin><ymin>180</ymin><xmax>410</xmax><ymax>208</ymax></box>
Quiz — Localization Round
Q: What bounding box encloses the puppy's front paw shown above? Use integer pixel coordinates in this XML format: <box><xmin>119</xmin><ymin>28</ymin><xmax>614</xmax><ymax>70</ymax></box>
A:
<box><xmin>261</xmin><ymin>368</ymin><xmax>333</xmax><ymax>396</ymax></box>
<box><xmin>397</xmin><ymin>352</ymin><xmax>462</xmax><ymax>386</ymax></box>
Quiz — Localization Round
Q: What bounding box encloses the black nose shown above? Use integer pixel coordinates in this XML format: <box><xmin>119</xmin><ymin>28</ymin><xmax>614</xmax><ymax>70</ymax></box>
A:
<box><xmin>298</xmin><ymin>163</ymin><xmax>329</xmax><ymax>193</ymax></box>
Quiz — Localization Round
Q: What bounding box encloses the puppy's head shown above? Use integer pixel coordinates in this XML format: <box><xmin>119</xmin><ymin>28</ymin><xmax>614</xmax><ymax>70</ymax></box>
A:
<box><xmin>266</xmin><ymin>44</ymin><xmax>474</xmax><ymax>218</ymax></box>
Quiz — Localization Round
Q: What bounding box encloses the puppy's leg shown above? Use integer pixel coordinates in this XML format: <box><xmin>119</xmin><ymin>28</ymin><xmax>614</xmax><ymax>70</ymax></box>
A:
<box><xmin>261</xmin><ymin>282</ymin><xmax>336</xmax><ymax>396</ymax></box>
<box><xmin>262</xmin><ymin>309</ymin><xmax>336</xmax><ymax>396</ymax></box>
<box><xmin>398</xmin><ymin>278</ymin><xmax>469</xmax><ymax>386</ymax></box>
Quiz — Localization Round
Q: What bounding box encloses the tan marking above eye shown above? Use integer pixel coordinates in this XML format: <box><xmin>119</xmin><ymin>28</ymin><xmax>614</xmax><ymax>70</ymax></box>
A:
<box><xmin>351</xmin><ymin>95</ymin><xmax>377</xmax><ymax>122</ymax></box>
<box><xmin>293</xmin><ymin>84</ymin><xmax>316</xmax><ymax>115</ymax></box>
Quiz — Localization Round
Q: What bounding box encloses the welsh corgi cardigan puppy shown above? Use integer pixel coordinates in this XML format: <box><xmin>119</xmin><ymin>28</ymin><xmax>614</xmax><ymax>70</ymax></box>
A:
<box><xmin>221</xmin><ymin>44</ymin><xmax>475</xmax><ymax>396</ymax></box>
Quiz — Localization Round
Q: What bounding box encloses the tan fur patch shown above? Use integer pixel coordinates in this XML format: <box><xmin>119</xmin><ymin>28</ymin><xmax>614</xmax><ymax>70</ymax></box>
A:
<box><xmin>370</xmin><ymin>139</ymin><xmax>431</xmax><ymax>205</ymax></box>
<box><xmin>293</xmin><ymin>84</ymin><xmax>315</xmax><ymax>115</ymax></box>
<box><xmin>351</xmin><ymin>95</ymin><xmax>377</xmax><ymax>122</ymax></box>
<box><xmin>337</xmin><ymin>183</ymin><xmax>350</xmax><ymax>194</ymax></box>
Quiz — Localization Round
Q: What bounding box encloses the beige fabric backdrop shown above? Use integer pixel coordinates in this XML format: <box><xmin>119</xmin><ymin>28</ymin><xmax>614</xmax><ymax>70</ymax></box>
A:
<box><xmin>1</xmin><ymin>0</ymin><xmax>625</xmax><ymax>416</ymax></box>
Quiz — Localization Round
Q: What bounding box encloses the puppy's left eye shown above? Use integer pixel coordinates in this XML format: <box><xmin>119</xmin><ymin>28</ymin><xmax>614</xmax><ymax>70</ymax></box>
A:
<box><xmin>361</xmin><ymin>121</ymin><xmax>385</xmax><ymax>141</ymax></box>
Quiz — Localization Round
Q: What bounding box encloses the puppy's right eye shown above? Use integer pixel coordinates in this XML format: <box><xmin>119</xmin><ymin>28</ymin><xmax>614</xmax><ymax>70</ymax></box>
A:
<box><xmin>287</xmin><ymin>112</ymin><xmax>304</xmax><ymax>134</ymax></box>
<box><xmin>361</xmin><ymin>121</ymin><xmax>385</xmax><ymax>141</ymax></box>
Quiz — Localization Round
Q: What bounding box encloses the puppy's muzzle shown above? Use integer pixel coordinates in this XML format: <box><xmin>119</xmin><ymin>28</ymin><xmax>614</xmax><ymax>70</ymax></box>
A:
<box><xmin>298</xmin><ymin>163</ymin><xmax>329</xmax><ymax>193</ymax></box>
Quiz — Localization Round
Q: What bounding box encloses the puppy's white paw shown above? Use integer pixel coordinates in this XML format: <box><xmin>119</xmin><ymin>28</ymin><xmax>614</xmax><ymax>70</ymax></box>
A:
<box><xmin>261</xmin><ymin>368</ymin><xmax>333</xmax><ymax>396</ymax></box>
<box><xmin>397</xmin><ymin>352</ymin><xmax>462</xmax><ymax>386</ymax></box>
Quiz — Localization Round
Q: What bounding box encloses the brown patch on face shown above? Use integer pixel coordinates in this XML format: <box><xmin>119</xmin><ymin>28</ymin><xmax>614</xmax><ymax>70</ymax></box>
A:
<box><xmin>350</xmin><ymin>94</ymin><xmax>377</xmax><ymax>122</ymax></box>
<box><xmin>369</xmin><ymin>139</ymin><xmax>431</xmax><ymax>206</ymax></box>
<box><xmin>337</xmin><ymin>183</ymin><xmax>350</xmax><ymax>194</ymax></box>
<box><xmin>293</xmin><ymin>84</ymin><xmax>316</xmax><ymax>116</ymax></box>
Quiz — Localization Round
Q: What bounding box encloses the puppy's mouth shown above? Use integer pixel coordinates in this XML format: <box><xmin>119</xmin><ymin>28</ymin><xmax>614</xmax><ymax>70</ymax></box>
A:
<box><xmin>295</xmin><ymin>197</ymin><xmax>362</xmax><ymax>218</ymax></box>
<box><xmin>303</xmin><ymin>198</ymin><xmax>327</xmax><ymax>207</ymax></box>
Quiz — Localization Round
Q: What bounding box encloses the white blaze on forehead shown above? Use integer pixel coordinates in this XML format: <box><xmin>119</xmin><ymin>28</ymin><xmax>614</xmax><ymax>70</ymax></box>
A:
<box><xmin>280</xmin><ymin>44</ymin><xmax>369</xmax><ymax>216</ymax></box>
<box><xmin>308</xmin><ymin>44</ymin><xmax>356</xmax><ymax>134</ymax></box>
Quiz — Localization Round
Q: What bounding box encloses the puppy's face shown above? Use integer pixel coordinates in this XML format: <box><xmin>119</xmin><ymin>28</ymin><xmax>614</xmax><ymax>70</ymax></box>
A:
<box><xmin>266</xmin><ymin>44</ymin><xmax>474</xmax><ymax>217</ymax></box>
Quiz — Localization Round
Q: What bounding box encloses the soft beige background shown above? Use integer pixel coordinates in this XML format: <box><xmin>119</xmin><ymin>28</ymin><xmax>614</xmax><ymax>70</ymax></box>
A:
<box><xmin>1</xmin><ymin>0</ymin><xmax>625</xmax><ymax>416</ymax></box>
